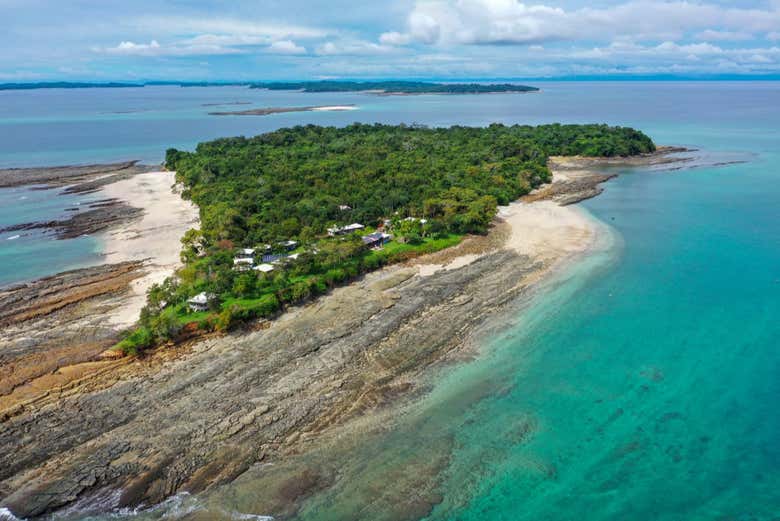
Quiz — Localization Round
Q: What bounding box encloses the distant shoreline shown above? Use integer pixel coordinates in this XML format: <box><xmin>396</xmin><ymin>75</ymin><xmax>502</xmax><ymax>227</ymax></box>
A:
<box><xmin>0</xmin><ymin>80</ymin><xmax>540</xmax><ymax>95</ymax></box>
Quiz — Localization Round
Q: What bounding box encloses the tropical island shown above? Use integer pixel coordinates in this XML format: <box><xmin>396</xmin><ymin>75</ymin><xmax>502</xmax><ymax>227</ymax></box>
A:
<box><xmin>0</xmin><ymin>80</ymin><xmax>539</xmax><ymax>94</ymax></box>
<box><xmin>118</xmin><ymin>123</ymin><xmax>655</xmax><ymax>353</ymax></box>
<box><xmin>0</xmin><ymin>121</ymin><xmax>688</xmax><ymax>520</ymax></box>
<box><xmin>250</xmin><ymin>80</ymin><xmax>539</xmax><ymax>94</ymax></box>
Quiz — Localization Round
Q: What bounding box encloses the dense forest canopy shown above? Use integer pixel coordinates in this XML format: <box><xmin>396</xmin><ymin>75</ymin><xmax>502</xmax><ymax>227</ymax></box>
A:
<box><xmin>166</xmin><ymin>123</ymin><xmax>654</xmax><ymax>246</ymax></box>
<box><xmin>118</xmin><ymin>123</ymin><xmax>653</xmax><ymax>353</ymax></box>
<box><xmin>250</xmin><ymin>81</ymin><xmax>539</xmax><ymax>94</ymax></box>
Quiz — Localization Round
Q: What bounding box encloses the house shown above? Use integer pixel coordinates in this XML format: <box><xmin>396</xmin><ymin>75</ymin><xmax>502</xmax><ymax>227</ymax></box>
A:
<box><xmin>262</xmin><ymin>253</ymin><xmax>287</xmax><ymax>264</ymax></box>
<box><xmin>253</xmin><ymin>263</ymin><xmax>274</xmax><ymax>273</ymax></box>
<box><xmin>362</xmin><ymin>232</ymin><xmax>392</xmax><ymax>249</ymax></box>
<box><xmin>187</xmin><ymin>292</ymin><xmax>215</xmax><ymax>312</ymax></box>
<box><xmin>235</xmin><ymin>248</ymin><xmax>255</xmax><ymax>259</ymax></box>
<box><xmin>281</xmin><ymin>240</ymin><xmax>298</xmax><ymax>251</ymax></box>
<box><xmin>327</xmin><ymin>223</ymin><xmax>365</xmax><ymax>236</ymax></box>
<box><xmin>233</xmin><ymin>257</ymin><xmax>253</xmax><ymax>271</ymax></box>
<box><xmin>338</xmin><ymin>204</ymin><xmax>352</xmax><ymax>211</ymax></box>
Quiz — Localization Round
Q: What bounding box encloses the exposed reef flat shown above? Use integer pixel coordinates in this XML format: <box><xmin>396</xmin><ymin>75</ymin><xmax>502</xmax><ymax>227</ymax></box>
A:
<box><xmin>526</xmin><ymin>146</ymin><xmax>693</xmax><ymax>205</ymax></box>
<box><xmin>0</xmin><ymin>148</ymin><xmax>690</xmax><ymax>519</ymax></box>
<box><xmin>0</xmin><ymin>161</ymin><xmax>155</xmax><ymax>189</ymax></box>
<box><xmin>0</xmin><ymin>200</ymin><xmax>143</xmax><ymax>239</ymax></box>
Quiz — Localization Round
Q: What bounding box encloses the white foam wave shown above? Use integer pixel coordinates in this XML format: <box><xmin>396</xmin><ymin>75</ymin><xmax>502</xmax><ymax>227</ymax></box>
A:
<box><xmin>0</xmin><ymin>507</ymin><xmax>25</xmax><ymax>521</ymax></box>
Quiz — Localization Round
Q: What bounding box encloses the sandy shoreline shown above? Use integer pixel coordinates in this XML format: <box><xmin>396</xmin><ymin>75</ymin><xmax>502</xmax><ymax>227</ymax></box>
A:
<box><xmin>99</xmin><ymin>171</ymin><xmax>199</xmax><ymax>328</ymax></box>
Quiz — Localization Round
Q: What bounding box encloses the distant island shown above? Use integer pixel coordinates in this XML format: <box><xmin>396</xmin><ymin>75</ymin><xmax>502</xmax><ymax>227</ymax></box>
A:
<box><xmin>209</xmin><ymin>105</ymin><xmax>357</xmax><ymax>116</ymax></box>
<box><xmin>0</xmin><ymin>82</ymin><xmax>143</xmax><ymax>90</ymax></box>
<box><xmin>0</xmin><ymin>80</ymin><xmax>538</xmax><ymax>94</ymax></box>
<box><xmin>250</xmin><ymin>80</ymin><xmax>539</xmax><ymax>94</ymax></box>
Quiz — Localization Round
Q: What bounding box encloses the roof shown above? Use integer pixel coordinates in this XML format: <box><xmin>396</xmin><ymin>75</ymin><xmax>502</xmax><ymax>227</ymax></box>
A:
<box><xmin>188</xmin><ymin>292</ymin><xmax>214</xmax><ymax>305</ymax></box>
<box><xmin>262</xmin><ymin>254</ymin><xmax>286</xmax><ymax>263</ymax></box>
<box><xmin>362</xmin><ymin>232</ymin><xmax>392</xmax><ymax>245</ymax></box>
<box><xmin>233</xmin><ymin>257</ymin><xmax>253</xmax><ymax>265</ymax></box>
<box><xmin>238</xmin><ymin>248</ymin><xmax>255</xmax><ymax>256</ymax></box>
<box><xmin>344</xmin><ymin>223</ymin><xmax>365</xmax><ymax>231</ymax></box>
<box><xmin>253</xmin><ymin>263</ymin><xmax>274</xmax><ymax>273</ymax></box>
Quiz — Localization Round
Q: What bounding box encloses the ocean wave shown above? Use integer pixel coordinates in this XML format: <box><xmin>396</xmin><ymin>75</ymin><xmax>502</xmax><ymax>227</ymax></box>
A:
<box><xmin>5</xmin><ymin>235</ymin><xmax>20</xmax><ymax>240</ymax></box>
<box><xmin>0</xmin><ymin>507</ymin><xmax>25</xmax><ymax>521</ymax></box>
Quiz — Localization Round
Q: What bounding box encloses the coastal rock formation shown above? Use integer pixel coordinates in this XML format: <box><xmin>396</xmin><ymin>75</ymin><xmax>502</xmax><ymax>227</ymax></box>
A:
<box><xmin>0</xmin><ymin>161</ymin><xmax>155</xmax><ymax>189</ymax></box>
<box><xmin>0</xmin><ymin>200</ymin><xmax>143</xmax><ymax>239</ymax></box>
<box><xmin>0</xmin><ymin>241</ymin><xmax>543</xmax><ymax>518</ymax></box>
<box><xmin>0</xmin><ymin>261</ymin><xmax>145</xmax><ymax>404</ymax></box>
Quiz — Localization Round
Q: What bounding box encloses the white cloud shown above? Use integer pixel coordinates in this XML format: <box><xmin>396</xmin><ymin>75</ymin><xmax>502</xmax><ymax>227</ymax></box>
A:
<box><xmin>379</xmin><ymin>31</ymin><xmax>412</xmax><ymax>45</ymax></box>
<box><xmin>695</xmin><ymin>30</ymin><xmax>753</xmax><ymax>42</ymax></box>
<box><xmin>315</xmin><ymin>40</ymin><xmax>402</xmax><ymax>56</ymax></box>
<box><xmin>134</xmin><ymin>17</ymin><xmax>330</xmax><ymax>40</ymax></box>
<box><xmin>390</xmin><ymin>0</ymin><xmax>780</xmax><ymax>46</ymax></box>
<box><xmin>768</xmin><ymin>32</ymin><xmax>780</xmax><ymax>41</ymax></box>
<box><xmin>267</xmin><ymin>40</ymin><xmax>307</xmax><ymax>54</ymax></box>
<box><xmin>97</xmin><ymin>39</ymin><xmax>241</xmax><ymax>56</ymax></box>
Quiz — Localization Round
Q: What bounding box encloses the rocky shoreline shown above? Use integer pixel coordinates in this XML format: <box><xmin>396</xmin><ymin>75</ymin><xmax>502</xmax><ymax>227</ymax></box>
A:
<box><xmin>0</xmin><ymin>161</ymin><xmax>155</xmax><ymax>189</ymax></box>
<box><xmin>0</xmin><ymin>148</ymin><xmax>692</xmax><ymax>519</ymax></box>
<box><xmin>0</xmin><ymin>162</ymin><xmax>159</xmax><ymax>241</ymax></box>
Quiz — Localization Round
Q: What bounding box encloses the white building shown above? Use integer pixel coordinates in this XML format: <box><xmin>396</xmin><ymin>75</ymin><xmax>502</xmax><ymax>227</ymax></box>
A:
<box><xmin>233</xmin><ymin>257</ymin><xmax>253</xmax><ymax>271</ymax></box>
<box><xmin>253</xmin><ymin>263</ymin><xmax>275</xmax><ymax>273</ymax></box>
<box><xmin>327</xmin><ymin>223</ymin><xmax>365</xmax><ymax>236</ymax></box>
<box><xmin>236</xmin><ymin>248</ymin><xmax>255</xmax><ymax>258</ymax></box>
<box><xmin>187</xmin><ymin>292</ymin><xmax>215</xmax><ymax>312</ymax></box>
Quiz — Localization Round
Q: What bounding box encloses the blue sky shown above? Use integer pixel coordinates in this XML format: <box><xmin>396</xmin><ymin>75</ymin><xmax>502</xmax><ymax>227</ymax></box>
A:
<box><xmin>3</xmin><ymin>0</ymin><xmax>780</xmax><ymax>81</ymax></box>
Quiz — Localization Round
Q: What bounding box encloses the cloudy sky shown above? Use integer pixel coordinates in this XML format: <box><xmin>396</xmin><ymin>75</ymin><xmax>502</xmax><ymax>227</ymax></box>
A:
<box><xmin>3</xmin><ymin>0</ymin><xmax>780</xmax><ymax>81</ymax></box>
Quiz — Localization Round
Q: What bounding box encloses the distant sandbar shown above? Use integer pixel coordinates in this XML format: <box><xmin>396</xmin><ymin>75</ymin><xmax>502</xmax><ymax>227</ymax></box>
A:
<box><xmin>209</xmin><ymin>105</ymin><xmax>358</xmax><ymax>116</ymax></box>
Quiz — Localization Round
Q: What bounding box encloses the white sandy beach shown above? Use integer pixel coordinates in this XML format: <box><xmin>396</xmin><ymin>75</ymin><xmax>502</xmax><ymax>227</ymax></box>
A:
<box><xmin>418</xmin><ymin>196</ymin><xmax>602</xmax><ymax>278</ymax></box>
<box><xmin>310</xmin><ymin>105</ymin><xmax>358</xmax><ymax>111</ymax></box>
<box><xmin>100</xmin><ymin>171</ymin><xmax>199</xmax><ymax>328</ymax></box>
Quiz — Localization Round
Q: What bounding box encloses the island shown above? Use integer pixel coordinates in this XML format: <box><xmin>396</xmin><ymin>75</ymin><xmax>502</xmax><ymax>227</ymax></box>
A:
<box><xmin>0</xmin><ymin>80</ymin><xmax>539</xmax><ymax>94</ymax></box>
<box><xmin>117</xmin><ymin>123</ymin><xmax>654</xmax><ymax>353</ymax></box>
<box><xmin>250</xmin><ymin>80</ymin><xmax>539</xmax><ymax>94</ymax></box>
<box><xmin>208</xmin><ymin>104</ymin><xmax>357</xmax><ymax>116</ymax></box>
<box><xmin>0</xmin><ymin>122</ymin><xmax>691</xmax><ymax>519</ymax></box>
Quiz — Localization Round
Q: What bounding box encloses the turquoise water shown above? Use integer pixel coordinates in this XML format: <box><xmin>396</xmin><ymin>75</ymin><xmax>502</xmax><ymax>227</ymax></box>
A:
<box><xmin>0</xmin><ymin>82</ymin><xmax>775</xmax><ymax>286</ymax></box>
<box><xmin>288</xmin><ymin>85</ymin><xmax>780</xmax><ymax>520</ymax></box>
<box><xmin>1</xmin><ymin>82</ymin><xmax>778</xmax><ymax>519</ymax></box>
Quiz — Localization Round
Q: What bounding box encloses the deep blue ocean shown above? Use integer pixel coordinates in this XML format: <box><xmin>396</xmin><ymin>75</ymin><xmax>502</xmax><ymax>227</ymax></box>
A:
<box><xmin>0</xmin><ymin>82</ymin><xmax>778</xmax><ymax>520</ymax></box>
